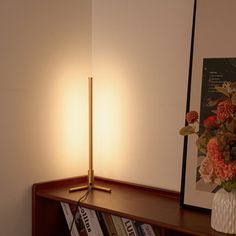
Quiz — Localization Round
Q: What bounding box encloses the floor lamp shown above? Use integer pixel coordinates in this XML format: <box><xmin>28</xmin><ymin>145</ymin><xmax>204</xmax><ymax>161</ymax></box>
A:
<box><xmin>69</xmin><ymin>77</ymin><xmax>111</xmax><ymax>193</ymax></box>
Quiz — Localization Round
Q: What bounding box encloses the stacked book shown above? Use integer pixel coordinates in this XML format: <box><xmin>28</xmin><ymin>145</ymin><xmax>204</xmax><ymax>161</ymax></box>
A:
<box><xmin>61</xmin><ymin>202</ymin><xmax>161</xmax><ymax>236</ymax></box>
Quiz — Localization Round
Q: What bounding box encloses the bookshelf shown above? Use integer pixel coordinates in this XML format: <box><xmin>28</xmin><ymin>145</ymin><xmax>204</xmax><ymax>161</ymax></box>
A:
<box><xmin>32</xmin><ymin>176</ymin><xmax>229</xmax><ymax>236</ymax></box>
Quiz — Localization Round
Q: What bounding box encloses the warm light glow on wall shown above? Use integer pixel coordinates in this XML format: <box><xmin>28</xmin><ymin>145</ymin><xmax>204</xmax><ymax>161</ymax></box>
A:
<box><xmin>92</xmin><ymin>60</ymin><xmax>133</xmax><ymax>177</ymax></box>
<box><xmin>45</xmin><ymin>59</ymin><xmax>89</xmax><ymax>170</ymax></box>
<box><xmin>94</xmin><ymin>83</ymin><xmax>121</xmax><ymax>153</ymax></box>
<box><xmin>62</xmin><ymin>82</ymin><xmax>87</xmax><ymax>155</ymax></box>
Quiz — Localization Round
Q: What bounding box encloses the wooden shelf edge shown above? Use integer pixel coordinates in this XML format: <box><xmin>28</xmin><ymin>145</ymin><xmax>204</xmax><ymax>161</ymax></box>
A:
<box><xmin>94</xmin><ymin>176</ymin><xmax>180</xmax><ymax>200</ymax></box>
<box><xmin>33</xmin><ymin>175</ymin><xmax>180</xmax><ymax>200</ymax></box>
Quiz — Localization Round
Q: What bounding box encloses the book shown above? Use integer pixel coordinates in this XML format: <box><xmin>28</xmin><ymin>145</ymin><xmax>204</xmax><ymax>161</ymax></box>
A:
<box><xmin>96</xmin><ymin>211</ymin><xmax>110</xmax><ymax>236</ymax></box>
<box><xmin>61</xmin><ymin>202</ymin><xmax>159</xmax><ymax>236</ymax></box>
<box><xmin>101</xmin><ymin>212</ymin><xmax>118</xmax><ymax>236</ymax></box>
<box><xmin>134</xmin><ymin>222</ymin><xmax>161</xmax><ymax>236</ymax></box>
<box><xmin>133</xmin><ymin>222</ymin><xmax>144</xmax><ymax>236</ymax></box>
<box><xmin>122</xmin><ymin>218</ymin><xmax>138</xmax><ymax>236</ymax></box>
<box><xmin>70</xmin><ymin>205</ymin><xmax>88</xmax><ymax>236</ymax></box>
<box><xmin>79</xmin><ymin>207</ymin><xmax>104</xmax><ymax>236</ymax></box>
<box><xmin>150</xmin><ymin>225</ymin><xmax>161</xmax><ymax>236</ymax></box>
<box><xmin>139</xmin><ymin>223</ymin><xmax>156</xmax><ymax>236</ymax></box>
<box><xmin>60</xmin><ymin>202</ymin><xmax>80</xmax><ymax>236</ymax></box>
<box><xmin>111</xmin><ymin>215</ymin><xmax>127</xmax><ymax>235</ymax></box>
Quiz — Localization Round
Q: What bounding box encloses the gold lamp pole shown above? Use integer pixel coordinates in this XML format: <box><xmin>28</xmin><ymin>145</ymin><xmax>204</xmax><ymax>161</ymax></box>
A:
<box><xmin>69</xmin><ymin>77</ymin><xmax>111</xmax><ymax>193</ymax></box>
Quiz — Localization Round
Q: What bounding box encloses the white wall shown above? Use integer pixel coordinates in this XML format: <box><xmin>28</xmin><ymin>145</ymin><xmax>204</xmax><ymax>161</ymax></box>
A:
<box><xmin>92</xmin><ymin>0</ymin><xmax>194</xmax><ymax>190</ymax></box>
<box><xmin>0</xmin><ymin>0</ymin><xmax>194</xmax><ymax>235</ymax></box>
<box><xmin>0</xmin><ymin>1</ymin><xmax>91</xmax><ymax>235</ymax></box>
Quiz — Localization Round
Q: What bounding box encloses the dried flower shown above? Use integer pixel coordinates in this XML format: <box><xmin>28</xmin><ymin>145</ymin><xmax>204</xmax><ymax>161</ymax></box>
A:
<box><xmin>216</xmin><ymin>100</ymin><xmax>234</xmax><ymax>121</ymax></box>
<box><xmin>207</xmin><ymin>138</ymin><xmax>236</xmax><ymax>182</ymax></box>
<box><xmin>199</xmin><ymin>156</ymin><xmax>220</xmax><ymax>184</ymax></box>
<box><xmin>203</xmin><ymin>115</ymin><xmax>219</xmax><ymax>129</ymax></box>
<box><xmin>186</xmin><ymin>111</ymin><xmax>198</xmax><ymax>124</ymax></box>
<box><xmin>222</xmin><ymin>82</ymin><xmax>232</xmax><ymax>94</ymax></box>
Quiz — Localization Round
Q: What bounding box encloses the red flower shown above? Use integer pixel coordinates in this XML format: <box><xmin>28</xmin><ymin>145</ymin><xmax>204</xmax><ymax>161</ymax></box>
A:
<box><xmin>216</xmin><ymin>100</ymin><xmax>234</xmax><ymax>121</ymax></box>
<box><xmin>186</xmin><ymin>111</ymin><xmax>198</xmax><ymax>124</ymax></box>
<box><xmin>203</xmin><ymin>115</ymin><xmax>219</xmax><ymax>129</ymax></box>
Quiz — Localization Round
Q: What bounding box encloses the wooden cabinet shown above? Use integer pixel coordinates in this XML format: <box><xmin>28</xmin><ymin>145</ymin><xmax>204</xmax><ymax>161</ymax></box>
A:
<box><xmin>32</xmin><ymin>176</ymin><xmax>230</xmax><ymax>236</ymax></box>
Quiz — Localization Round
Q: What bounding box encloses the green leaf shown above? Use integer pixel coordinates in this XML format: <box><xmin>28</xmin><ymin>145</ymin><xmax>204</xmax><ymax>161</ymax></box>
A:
<box><xmin>207</xmin><ymin>99</ymin><xmax>221</xmax><ymax>107</ymax></box>
<box><xmin>196</xmin><ymin>133</ymin><xmax>211</xmax><ymax>154</ymax></box>
<box><xmin>225</xmin><ymin>119</ymin><xmax>236</xmax><ymax>133</ymax></box>
<box><xmin>179</xmin><ymin>126</ymin><xmax>195</xmax><ymax>136</ymax></box>
<box><xmin>223</xmin><ymin>151</ymin><xmax>231</xmax><ymax>164</ymax></box>
<box><xmin>231</xmin><ymin>94</ymin><xmax>236</xmax><ymax>106</ymax></box>
<box><xmin>231</xmin><ymin>82</ymin><xmax>236</xmax><ymax>90</ymax></box>
<box><xmin>215</xmin><ymin>86</ymin><xmax>230</xmax><ymax>97</ymax></box>
<box><xmin>211</xmin><ymin>110</ymin><xmax>217</xmax><ymax>114</ymax></box>
<box><xmin>222</xmin><ymin>179</ymin><xmax>236</xmax><ymax>192</ymax></box>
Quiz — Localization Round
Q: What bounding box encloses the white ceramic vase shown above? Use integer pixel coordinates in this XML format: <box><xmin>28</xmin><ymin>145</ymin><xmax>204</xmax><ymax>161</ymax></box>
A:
<box><xmin>211</xmin><ymin>190</ymin><xmax>236</xmax><ymax>234</ymax></box>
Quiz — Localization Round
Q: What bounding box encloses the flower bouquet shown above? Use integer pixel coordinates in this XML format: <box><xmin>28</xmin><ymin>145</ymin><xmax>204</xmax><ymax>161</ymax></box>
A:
<box><xmin>179</xmin><ymin>82</ymin><xmax>236</xmax><ymax>192</ymax></box>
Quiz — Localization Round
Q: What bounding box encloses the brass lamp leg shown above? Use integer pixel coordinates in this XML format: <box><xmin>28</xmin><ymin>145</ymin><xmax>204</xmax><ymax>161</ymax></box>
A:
<box><xmin>69</xmin><ymin>185</ymin><xmax>90</xmax><ymax>192</ymax></box>
<box><xmin>92</xmin><ymin>185</ymin><xmax>111</xmax><ymax>192</ymax></box>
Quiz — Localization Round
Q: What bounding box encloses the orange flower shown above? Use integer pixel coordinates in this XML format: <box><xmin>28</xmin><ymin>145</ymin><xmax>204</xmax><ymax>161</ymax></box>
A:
<box><xmin>207</xmin><ymin>138</ymin><xmax>236</xmax><ymax>182</ymax></box>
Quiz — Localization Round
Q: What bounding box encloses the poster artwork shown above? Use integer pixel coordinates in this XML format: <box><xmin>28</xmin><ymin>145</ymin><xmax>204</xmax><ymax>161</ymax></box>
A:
<box><xmin>196</xmin><ymin>58</ymin><xmax>236</xmax><ymax>193</ymax></box>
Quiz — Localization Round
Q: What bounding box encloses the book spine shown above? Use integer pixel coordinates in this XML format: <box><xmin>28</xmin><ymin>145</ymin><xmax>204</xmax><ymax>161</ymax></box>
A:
<box><xmin>60</xmin><ymin>202</ymin><xmax>80</xmax><ymax>236</ymax></box>
<box><xmin>111</xmin><ymin>215</ymin><xmax>128</xmax><ymax>236</ymax></box>
<box><xmin>79</xmin><ymin>207</ymin><xmax>104</xmax><ymax>236</ymax></box>
<box><xmin>122</xmin><ymin>218</ymin><xmax>138</xmax><ymax>236</ymax></box>
<box><xmin>140</xmin><ymin>224</ymin><xmax>156</xmax><ymax>236</ymax></box>
<box><xmin>133</xmin><ymin>222</ymin><xmax>145</xmax><ymax>236</ymax></box>
<box><xmin>101</xmin><ymin>212</ymin><xmax>118</xmax><ymax>236</ymax></box>
<box><xmin>69</xmin><ymin>205</ymin><xmax>88</xmax><ymax>236</ymax></box>
<box><xmin>150</xmin><ymin>225</ymin><xmax>161</xmax><ymax>236</ymax></box>
<box><xmin>96</xmin><ymin>211</ymin><xmax>110</xmax><ymax>236</ymax></box>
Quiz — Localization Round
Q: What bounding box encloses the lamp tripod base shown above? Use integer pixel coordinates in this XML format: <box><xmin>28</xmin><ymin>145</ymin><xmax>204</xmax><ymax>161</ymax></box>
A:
<box><xmin>69</xmin><ymin>184</ymin><xmax>111</xmax><ymax>193</ymax></box>
<box><xmin>69</xmin><ymin>170</ymin><xmax>111</xmax><ymax>193</ymax></box>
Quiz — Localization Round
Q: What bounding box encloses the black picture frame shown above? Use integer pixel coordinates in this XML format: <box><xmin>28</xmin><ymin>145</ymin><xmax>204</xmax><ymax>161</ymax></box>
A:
<box><xmin>180</xmin><ymin>0</ymin><xmax>236</xmax><ymax>211</ymax></box>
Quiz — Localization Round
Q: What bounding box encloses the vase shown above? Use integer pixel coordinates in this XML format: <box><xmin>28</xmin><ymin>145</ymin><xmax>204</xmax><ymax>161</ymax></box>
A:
<box><xmin>211</xmin><ymin>189</ymin><xmax>236</xmax><ymax>234</ymax></box>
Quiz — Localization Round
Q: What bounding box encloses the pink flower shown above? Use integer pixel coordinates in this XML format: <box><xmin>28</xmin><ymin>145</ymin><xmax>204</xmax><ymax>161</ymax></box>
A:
<box><xmin>207</xmin><ymin>138</ymin><xmax>236</xmax><ymax>182</ymax></box>
<box><xmin>216</xmin><ymin>100</ymin><xmax>234</xmax><ymax>121</ymax></box>
<box><xmin>186</xmin><ymin>111</ymin><xmax>198</xmax><ymax>124</ymax></box>
<box><xmin>199</xmin><ymin>156</ymin><xmax>221</xmax><ymax>184</ymax></box>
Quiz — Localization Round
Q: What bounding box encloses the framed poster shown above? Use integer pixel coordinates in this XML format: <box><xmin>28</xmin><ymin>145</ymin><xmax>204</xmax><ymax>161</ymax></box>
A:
<box><xmin>181</xmin><ymin>0</ymin><xmax>236</xmax><ymax>211</ymax></box>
